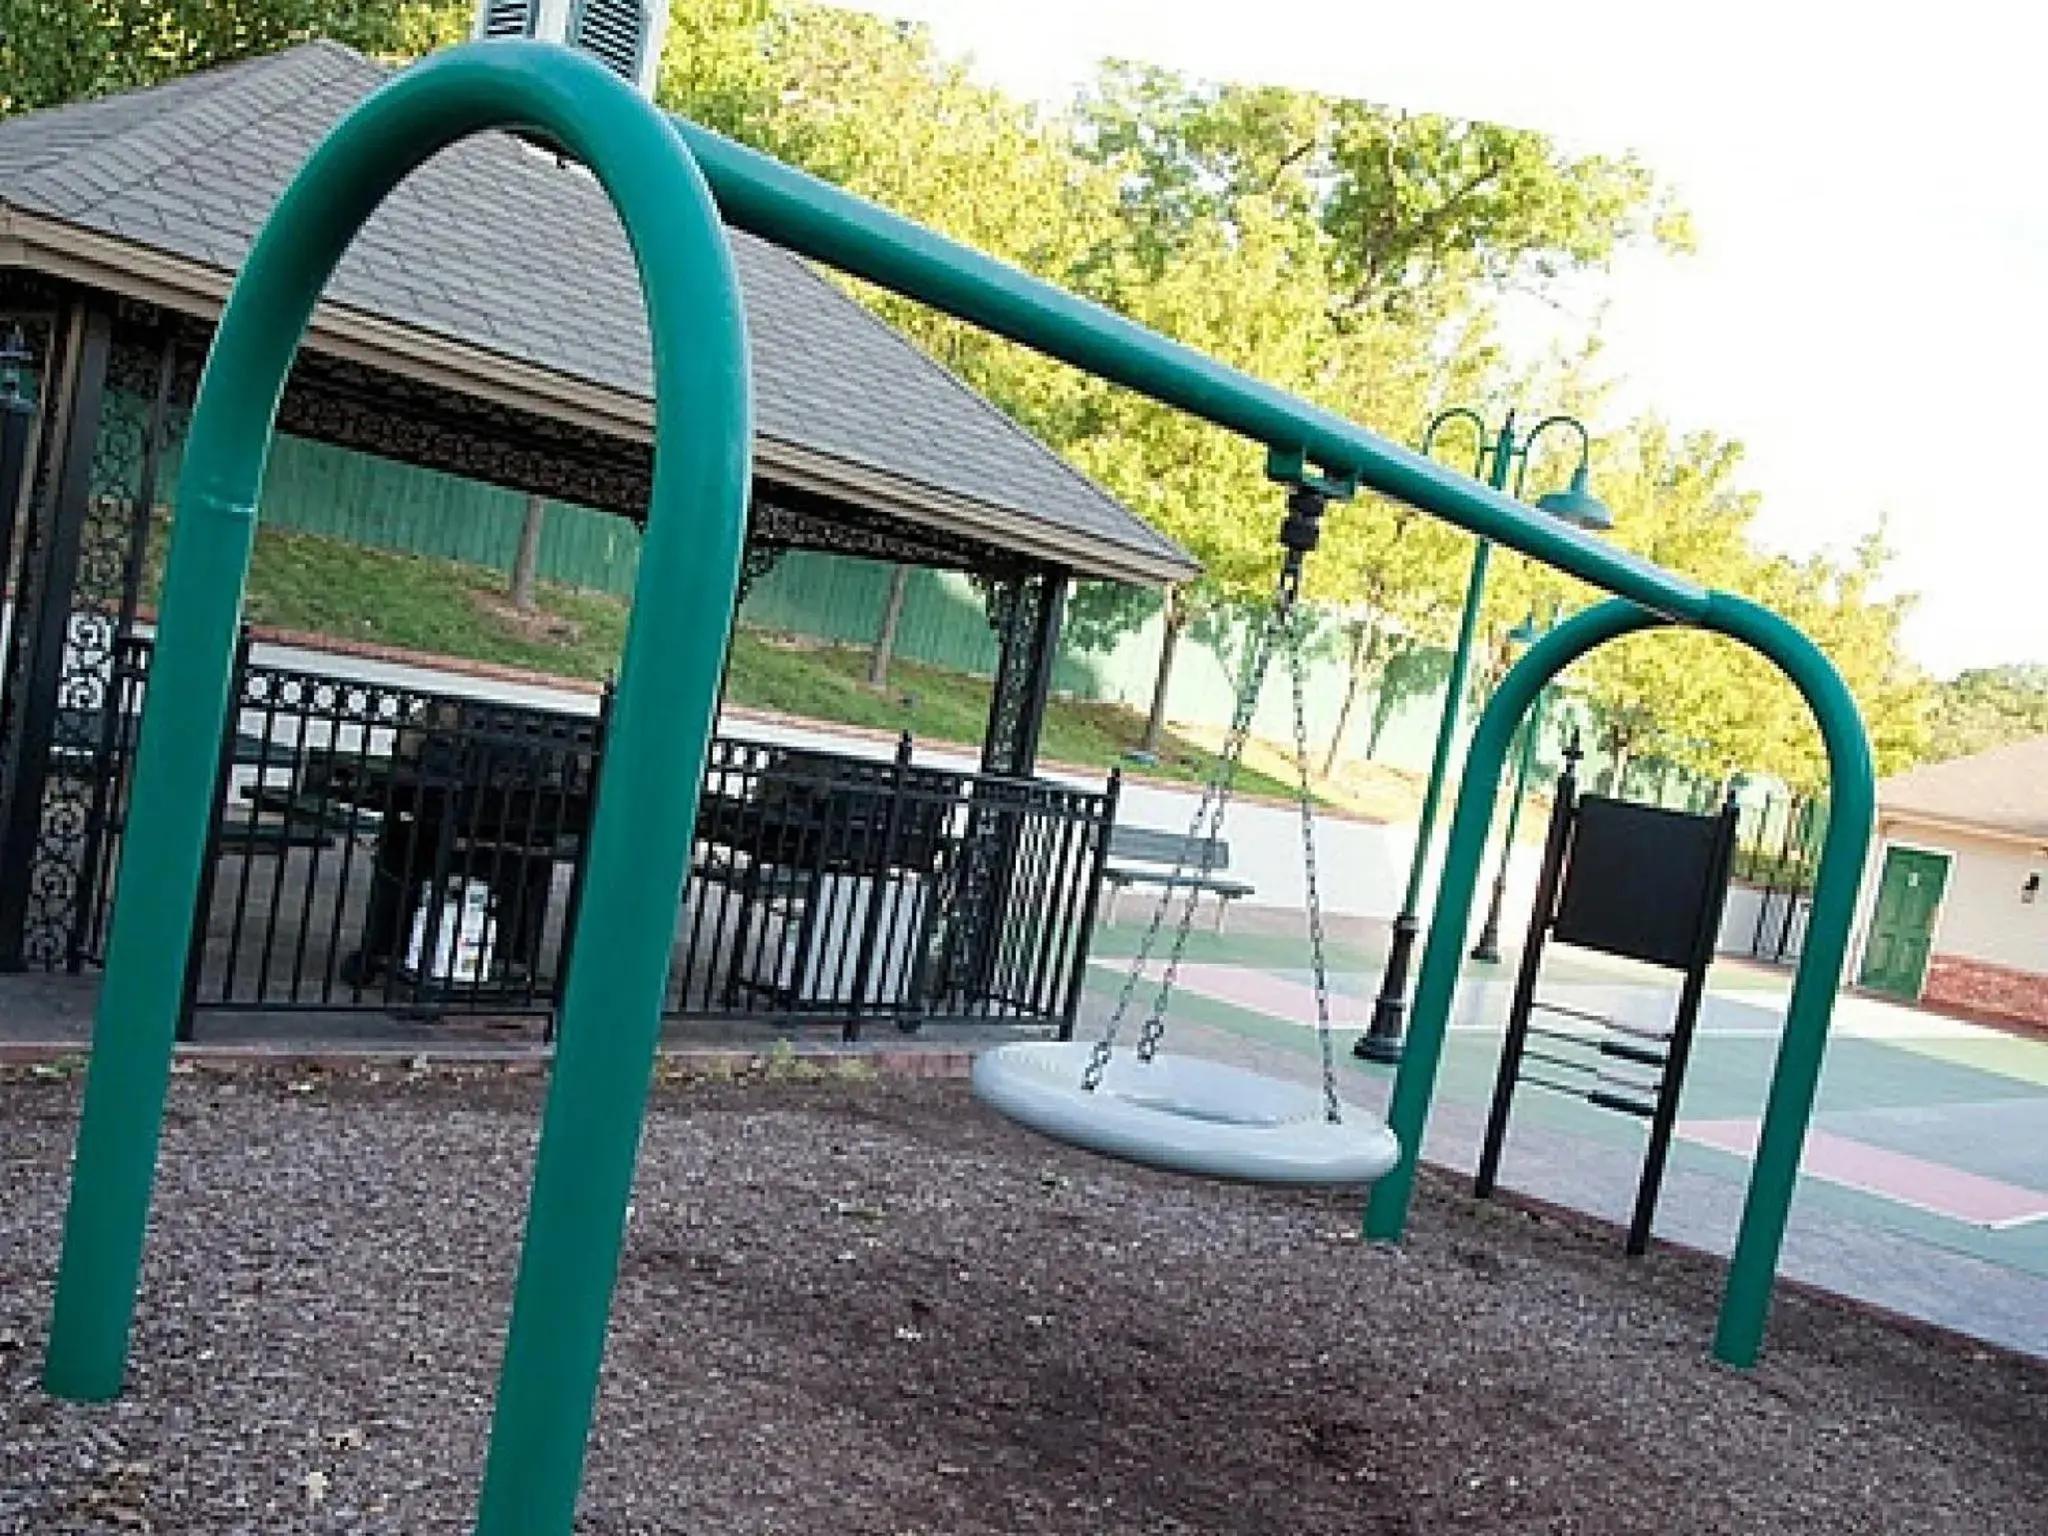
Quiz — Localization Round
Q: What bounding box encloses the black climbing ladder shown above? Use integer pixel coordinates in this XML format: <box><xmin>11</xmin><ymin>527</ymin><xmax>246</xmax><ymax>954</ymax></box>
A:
<box><xmin>1474</xmin><ymin>743</ymin><xmax>1741</xmax><ymax>1256</ymax></box>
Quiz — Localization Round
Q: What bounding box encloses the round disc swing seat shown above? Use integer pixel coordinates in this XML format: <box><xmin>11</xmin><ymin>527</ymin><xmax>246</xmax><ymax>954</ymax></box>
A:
<box><xmin>974</xmin><ymin>1042</ymin><xmax>1399</xmax><ymax>1185</ymax></box>
<box><xmin>973</xmin><ymin>476</ymin><xmax>1401</xmax><ymax>1188</ymax></box>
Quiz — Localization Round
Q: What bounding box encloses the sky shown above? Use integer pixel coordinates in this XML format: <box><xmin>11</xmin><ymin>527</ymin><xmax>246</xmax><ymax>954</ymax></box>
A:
<box><xmin>855</xmin><ymin>0</ymin><xmax>2046</xmax><ymax>679</ymax></box>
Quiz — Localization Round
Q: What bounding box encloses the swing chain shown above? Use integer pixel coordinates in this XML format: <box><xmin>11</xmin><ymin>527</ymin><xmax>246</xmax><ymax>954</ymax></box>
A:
<box><xmin>1083</xmin><ymin>586</ymin><xmax>1284</xmax><ymax>1091</ymax></box>
<box><xmin>1134</xmin><ymin>598</ymin><xmax>1283</xmax><ymax>1065</ymax></box>
<box><xmin>1281</xmin><ymin>586</ymin><xmax>1342</xmax><ymax>1125</ymax></box>
<box><xmin>1084</xmin><ymin>475</ymin><xmax>1345</xmax><ymax>1112</ymax></box>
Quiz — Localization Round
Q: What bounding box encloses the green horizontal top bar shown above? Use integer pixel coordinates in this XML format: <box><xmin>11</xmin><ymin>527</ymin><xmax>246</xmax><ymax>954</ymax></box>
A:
<box><xmin>667</xmin><ymin>115</ymin><xmax>1710</xmax><ymax>624</ymax></box>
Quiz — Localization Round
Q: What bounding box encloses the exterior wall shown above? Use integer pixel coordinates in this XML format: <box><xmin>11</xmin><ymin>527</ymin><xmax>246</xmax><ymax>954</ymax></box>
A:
<box><xmin>1921</xmin><ymin>829</ymin><xmax>2048</xmax><ymax>973</ymax></box>
<box><xmin>1855</xmin><ymin>816</ymin><xmax>2048</xmax><ymax>1026</ymax></box>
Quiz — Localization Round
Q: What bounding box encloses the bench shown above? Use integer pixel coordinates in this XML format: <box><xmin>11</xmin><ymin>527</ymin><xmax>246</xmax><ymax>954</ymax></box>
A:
<box><xmin>1101</xmin><ymin>825</ymin><xmax>1256</xmax><ymax>933</ymax></box>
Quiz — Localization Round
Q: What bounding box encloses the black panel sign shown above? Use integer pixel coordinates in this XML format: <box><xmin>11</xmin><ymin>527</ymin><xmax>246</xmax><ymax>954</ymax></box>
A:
<box><xmin>1552</xmin><ymin>796</ymin><xmax>1725</xmax><ymax>970</ymax></box>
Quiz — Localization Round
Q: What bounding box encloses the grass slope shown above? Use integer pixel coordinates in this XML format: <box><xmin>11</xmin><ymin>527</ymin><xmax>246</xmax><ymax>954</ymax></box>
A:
<box><xmin>216</xmin><ymin>527</ymin><xmax>1335</xmax><ymax>802</ymax></box>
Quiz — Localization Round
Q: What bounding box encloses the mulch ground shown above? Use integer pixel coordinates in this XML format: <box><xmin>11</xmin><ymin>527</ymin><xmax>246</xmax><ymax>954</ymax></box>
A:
<box><xmin>2</xmin><ymin>1060</ymin><xmax>2043</xmax><ymax>1534</ymax></box>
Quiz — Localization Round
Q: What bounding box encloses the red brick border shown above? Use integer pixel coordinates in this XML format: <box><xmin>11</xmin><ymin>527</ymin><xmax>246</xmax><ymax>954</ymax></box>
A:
<box><xmin>1922</xmin><ymin>953</ymin><xmax>2048</xmax><ymax>1033</ymax></box>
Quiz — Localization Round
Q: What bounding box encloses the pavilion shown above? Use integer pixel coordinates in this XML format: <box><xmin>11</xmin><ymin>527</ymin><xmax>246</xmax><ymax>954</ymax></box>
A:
<box><xmin>0</xmin><ymin>43</ymin><xmax>1194</xmax><ymax>1034</ymax></box>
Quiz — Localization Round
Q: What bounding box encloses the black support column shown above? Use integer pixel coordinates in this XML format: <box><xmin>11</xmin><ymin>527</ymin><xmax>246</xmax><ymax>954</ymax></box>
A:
<box><xmin>980</xmin><ymin>567</ymin><xmax>1068</xmax><ymax>779</ymax></box>
<box><xmin>0</xmin><ymin>303</ymin><xmax>109</xmax><ymax>970</ymax></box>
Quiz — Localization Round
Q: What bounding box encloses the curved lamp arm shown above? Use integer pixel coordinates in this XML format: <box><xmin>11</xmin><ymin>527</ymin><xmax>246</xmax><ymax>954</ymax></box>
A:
<box><xmin>1419</xmin><ymin>405</ymin><xmax>1493</xmax><ymax>477</ymax></box>
<box><xmin>1508</xmin><ymin>413</ymin><xmax>1594</xmax><ymax>500</ymax></box>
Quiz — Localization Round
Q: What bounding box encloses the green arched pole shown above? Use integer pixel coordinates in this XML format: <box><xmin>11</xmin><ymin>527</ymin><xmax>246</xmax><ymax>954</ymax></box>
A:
<box><xmin>1364</xmin><ymin>595</ymin><xmax>1875</xmax><ymax>1366</ymax></box>
<box><xmin>40</xmin><ymin>42</ymin><xmax>753</xmax><ymax>1534</ymax></box>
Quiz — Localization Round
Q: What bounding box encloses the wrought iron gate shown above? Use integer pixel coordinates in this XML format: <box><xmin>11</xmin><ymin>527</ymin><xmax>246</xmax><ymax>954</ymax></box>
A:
<box><xmin>0</xmin><ymin>297</ymin><xmax>190</xmax><ymax>972</ymax></box>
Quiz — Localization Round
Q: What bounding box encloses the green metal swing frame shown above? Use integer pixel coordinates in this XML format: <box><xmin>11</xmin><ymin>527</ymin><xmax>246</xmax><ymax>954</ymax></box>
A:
<box><xmin>38</xmin><ymin>40</ymin><xmax>1875</xmax><ymax>1534</ymax></box>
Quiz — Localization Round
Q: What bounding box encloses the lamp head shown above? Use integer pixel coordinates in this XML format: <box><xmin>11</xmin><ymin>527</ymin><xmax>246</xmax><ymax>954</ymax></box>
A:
<box><xmin>1534</xmin><ymin>464</ymin><xmax>1613</xmax><ymax>532</ymax></box>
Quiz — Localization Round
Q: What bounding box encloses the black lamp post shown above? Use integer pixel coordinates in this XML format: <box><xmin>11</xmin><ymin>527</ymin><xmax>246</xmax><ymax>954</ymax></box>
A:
<box><xmin>1354</xmin><ymin>409</ymin><xmax>1609</xmax><ymax>1064</ymax></box>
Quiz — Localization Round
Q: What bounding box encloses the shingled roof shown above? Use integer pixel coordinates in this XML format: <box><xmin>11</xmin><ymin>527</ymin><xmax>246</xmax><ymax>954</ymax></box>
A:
<box><xmin>0</xmin><ymin>42</ymin><xmax>1195</xmax><ymax>584</ymax></box>
<box><xmin>1879</xmin><ymin>735</ymin><xmax>2048</xmax><ymax>844</ymax></box>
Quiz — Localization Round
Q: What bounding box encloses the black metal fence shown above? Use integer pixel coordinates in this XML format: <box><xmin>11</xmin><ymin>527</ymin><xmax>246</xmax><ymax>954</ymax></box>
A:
<box><xmin>82</xmin><ymin>638</ymin><xmax>1115</xmax><ymax>1039</ymax></box>
<box><xmin>1730</xmin><ymin>791</ymin><xmax>1824</xmax><ymax>964</ymax></box>
<box><xmin>675</xmin><ymin>737</ymin><xmax>1115</xmax><ymax>1030</ymax></box>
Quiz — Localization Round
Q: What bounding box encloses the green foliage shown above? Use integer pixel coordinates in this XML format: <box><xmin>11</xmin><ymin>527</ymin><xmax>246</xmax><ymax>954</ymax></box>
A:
<box><xmin>0</xmin><ymin>0</ymin><xmax>463</xmax><ymax>116</ymax></box>
<box><xmin>1323</xmin><ymin>106</ymin><xmax>1694</xmax><ymax>320</ymax></box>
<box><xmin>1546</xmin><ymin>434</ymin><xmax>1931</xmax><ymax>792</ymax></box>
<box><xmin>1927</xmin><ymin>665</ymin><xmax>2048</xmax><ymax>761</ymax></box>
<box><xmin>1077</xmin><ymin>63</ymin><xmax>1692</xmax><ymax>321</ymax></box>
<box><xmin>7</xmin><ymin>0</ymin><xmax>1965</xmax><ymax>798</ymax></box>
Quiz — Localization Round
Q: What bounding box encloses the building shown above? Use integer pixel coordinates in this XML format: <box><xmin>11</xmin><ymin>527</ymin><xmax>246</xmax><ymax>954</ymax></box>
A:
<box><xmin>1853</xmin><ymin>736</ymin><xmax>2048</xmax><ymax>1029</ymax></box>
<box><xmin>0</xmin><ymin>42</ymin><xmax>1192</xmax><ymax>1035</ymax></box>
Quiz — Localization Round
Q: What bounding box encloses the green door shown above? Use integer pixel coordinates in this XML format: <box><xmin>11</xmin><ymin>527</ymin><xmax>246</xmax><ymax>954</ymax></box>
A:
<box><xmin>1858</xmin><ymin>846</ymin><xmax>1950</xmax><ymax>998</ymax></box>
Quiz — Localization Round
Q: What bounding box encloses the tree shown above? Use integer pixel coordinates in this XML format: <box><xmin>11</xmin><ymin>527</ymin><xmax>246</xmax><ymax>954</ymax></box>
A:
<box><xmin>1322</xmin><ymin>106</ymin><xmax>1695</xmax><ymax>321</ymax></box>
<box><xmin>1545</xmin><ymin>430</ymin><xmax>1930</xmax><ymax>796</ymax></box>
<box><xmin>510</xmin><ymin>492</ymin><xmax>546</xmax><ymax>612</ymax></box>
<box><xmin>1308</xmin><ymin>497</ymin><xmax>1467</xmax><ymax>773</ymax></box>
<box><xmin>1554</xmin><ymin>423</ymin><xmax>1769</xmax><ymax>788</ymax></box>
<box><xmin>1056</xmin><ymin>197</ymin><xmax>1340</xmax><ymax>752</ymax></box>
<box><xmin>1928</xmin><ymin>665</ymin><xmax>2048</xmax><ymax>760</ymax></box>
<box><xmin>0</xmin><ymin>0</ymin><xmax>465</xmax><ymax>117</ymax></box>
<box><xmin>1077</xmin><ymin>64</ymin><xmax>1693</xmax><ymax>322</ymax></box>
<box><xmin>867</xmin><ymin>563</ymin><xmax>911</xmax><ymax>688</ymax></box>
<box><xmin>1064</xmin><ymin>66</ymin><xmax>1689</xmax><ymax>755</ymax></box>
<box><xmin>1749</xmin><ymin>528</ymin><xmax>1931</xmax><ymax>786</ymax></box>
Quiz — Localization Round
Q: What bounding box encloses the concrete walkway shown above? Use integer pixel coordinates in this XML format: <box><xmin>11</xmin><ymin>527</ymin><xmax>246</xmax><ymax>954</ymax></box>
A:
<box><xmin>1083</xmin><ymin>916</ymin><xmax>2048</xmax><ymax>1362</ymax></box>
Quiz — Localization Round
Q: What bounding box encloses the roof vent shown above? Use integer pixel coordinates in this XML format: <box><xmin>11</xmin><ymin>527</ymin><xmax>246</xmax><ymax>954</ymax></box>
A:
<box><xmin>470</xmin><ymin>0</ymin><xmax>667</xmax><ymax>99</ymax></box>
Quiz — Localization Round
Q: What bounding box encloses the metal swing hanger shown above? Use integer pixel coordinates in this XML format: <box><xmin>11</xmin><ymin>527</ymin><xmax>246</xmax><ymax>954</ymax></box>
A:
<box><xmin>970</xmin><ymin>462</ymin><xmax>1400</xmax><ymax>1187</ymax></box>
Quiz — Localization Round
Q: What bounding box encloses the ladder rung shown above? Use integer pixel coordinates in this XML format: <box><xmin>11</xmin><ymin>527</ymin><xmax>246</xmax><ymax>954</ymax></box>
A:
<box><xmin>1595</xmin><ymin>1064</ymin><xmax>1663</xmax><ymax>1097</ymax></box>
<box><xmin>1598</xmin><ymin>1036</ymin><xmax>1669</xmax><ymax>1069</ymax></box>
<box><xmin>1588</xmin><ymin>1089</ymin><xmax>1656</xmax><ymax>1119</ymax></box>
<box><xmin>1603</xmin><ymin>1017</ymin><xmax>1674</xmax><ymax>1045</ymax></box>
<box><xmin>1524</xmin><ymin>1046</ymin><xmax>1595</xmax><ymax>1077</ymax></box>
<box><xmin>1520</xmin><ymin>1072</ymin><xmax>1656</xmax><ymax>1120</ymax></box>
<box><xmin>1528</xmin><ymin>1023</ymin><xmax>1669</xmax><ymax>1071</ymax></box>
<box><xmin>1532</xmin><ymin>999</ymin><xmax>1609</xmax><ymax>1025</ymax></box>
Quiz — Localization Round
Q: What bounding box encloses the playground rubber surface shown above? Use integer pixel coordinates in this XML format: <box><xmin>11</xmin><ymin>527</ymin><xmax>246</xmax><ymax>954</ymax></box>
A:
<box><xmin>2</xmin><ymin>1065</ymin><xmax>2043</xmax><ymax>1534</ymax></box>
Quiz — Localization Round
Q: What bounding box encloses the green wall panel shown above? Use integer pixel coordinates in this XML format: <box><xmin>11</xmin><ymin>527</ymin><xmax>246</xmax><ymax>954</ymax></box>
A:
<box><xmin>148</xmin><ymin>412</ymin><xmax>1474</xmax><ymax>777</ymax></box>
